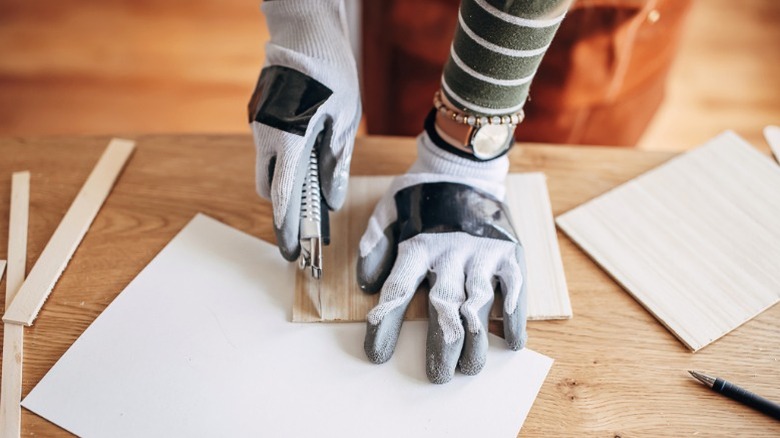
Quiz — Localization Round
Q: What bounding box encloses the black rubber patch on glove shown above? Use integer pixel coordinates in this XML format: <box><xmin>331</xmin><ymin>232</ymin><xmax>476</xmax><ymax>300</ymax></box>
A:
<box><xmin>248</xmin><ymin>65</ymin><xmax>333</xmax><ymax>136</ymax></box>
<box><xmin>394</xmin><ymin>182</ymin><xmax>518</xmax><ymax>243</ymax></box>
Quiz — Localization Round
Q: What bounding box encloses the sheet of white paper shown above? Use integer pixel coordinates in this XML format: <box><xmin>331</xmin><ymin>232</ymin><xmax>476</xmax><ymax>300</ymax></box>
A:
<box><xmin>23</xmin><ymin>214</ymin><xmax>553</xmax><ymax>438</ymax></box>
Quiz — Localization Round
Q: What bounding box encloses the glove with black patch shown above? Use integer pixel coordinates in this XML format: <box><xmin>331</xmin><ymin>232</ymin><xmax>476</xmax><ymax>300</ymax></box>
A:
<box><xmin>357</xmin><ymin>121</ymin><xmax>527</xmax><ymax>384</ymax></box>
<box><xmin>249</xmin><ymin>0</ymin><xmax>361</xmax><ymax>260</ymax></box>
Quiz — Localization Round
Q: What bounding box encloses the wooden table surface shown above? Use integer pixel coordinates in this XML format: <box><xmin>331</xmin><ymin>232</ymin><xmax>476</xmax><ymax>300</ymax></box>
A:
<box><xmin>0</xmin><ymin>135</ymin><xmax>778</xmax><ymax>437</ymax></box>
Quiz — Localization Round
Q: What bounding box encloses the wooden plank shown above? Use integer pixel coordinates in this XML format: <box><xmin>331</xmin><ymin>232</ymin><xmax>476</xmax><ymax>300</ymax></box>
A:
<box><xmin>3</xmin><ymin>139</ymin><xmax>135</xmax><ymax>326</ymax></box>
<box><xmin>764</xmin><ymin>125</ymin><xmax>780</xmax><ymax>164</ymax></box>
<box><xmin>294</xmin><ymin>173</ymin><xmax>572</xmax><ymax>323</ymax></box>
<box><xmin>3</xmin><ymin>172</ymin><xmax>28</xmax><ymax>300</ymax></box>
<box><xmin>557</xmin><ymin>131</ymin><xmax>780</xmax><ymax>352</ymax></box>
<box><xmin>0</xmin><ymin>171</ymin><xmax>30</xmax><ymax>437</ymax></box>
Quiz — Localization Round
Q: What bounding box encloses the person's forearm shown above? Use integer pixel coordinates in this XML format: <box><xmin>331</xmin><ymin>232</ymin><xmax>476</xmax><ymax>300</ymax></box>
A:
<box><xmin>441</xmin><ymin>0</ymin><xmax>572</xmax><ymax>116</ymax></box>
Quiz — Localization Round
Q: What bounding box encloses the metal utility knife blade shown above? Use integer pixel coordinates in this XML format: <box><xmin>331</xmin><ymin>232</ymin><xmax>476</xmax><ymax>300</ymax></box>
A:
<box><xmin>764</xmin><ymin>125</ymin><xmax>780</xmax><ymax>164</ymax></box>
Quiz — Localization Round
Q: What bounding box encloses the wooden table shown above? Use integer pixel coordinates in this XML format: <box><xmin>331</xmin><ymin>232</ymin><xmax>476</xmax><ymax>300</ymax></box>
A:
<box><xmin>1</xmin><ymin>135</ymin><xmax>778</xmax><ymax>437</ymax></box>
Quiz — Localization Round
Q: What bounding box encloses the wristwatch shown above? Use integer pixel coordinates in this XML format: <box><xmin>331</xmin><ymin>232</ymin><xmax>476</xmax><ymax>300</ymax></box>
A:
<box><xmin>432</xmin><ymin>91</ymin><xmax>523</xmax><ymax>161</ymax></box>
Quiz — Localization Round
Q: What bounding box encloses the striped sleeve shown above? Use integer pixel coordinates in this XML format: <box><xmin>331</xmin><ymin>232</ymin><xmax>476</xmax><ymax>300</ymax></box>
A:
<box><xmin>442</xmin><ymin>0</ymin><xmax>569</xmax><ymax>116</ymax></box>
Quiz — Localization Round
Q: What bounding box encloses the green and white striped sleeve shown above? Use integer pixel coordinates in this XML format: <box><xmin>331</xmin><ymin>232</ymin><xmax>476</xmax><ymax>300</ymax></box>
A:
<box><xmin>442</xmin><ymin>0</ymin><xmax>571</xmax><ymax>116</ymax></box>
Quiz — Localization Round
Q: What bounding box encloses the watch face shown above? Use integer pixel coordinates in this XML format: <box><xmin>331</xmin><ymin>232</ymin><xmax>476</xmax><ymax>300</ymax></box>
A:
<box><xmin>471</xmin><ymin>124</ymin><xmax>513</xmax><ymax>159</ymax></box>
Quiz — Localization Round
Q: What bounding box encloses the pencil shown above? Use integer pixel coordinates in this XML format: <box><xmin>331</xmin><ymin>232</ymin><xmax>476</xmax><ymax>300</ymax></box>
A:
<box><xmin>688</xmin><ymin>370</ymin><xmax>780</xmax><ymax>421</ymax></box>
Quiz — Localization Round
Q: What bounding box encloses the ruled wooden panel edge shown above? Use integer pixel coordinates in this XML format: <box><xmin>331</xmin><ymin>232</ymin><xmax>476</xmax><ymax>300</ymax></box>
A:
<box><xmin>4</xmin><ymin>172</ymin><xmax>28</xmax><ymax>303</ymax></box>
<box><xmin>294</xmin><ymin>173</ymin><xmax>572</xmax><ymax>323</ymax></box>
<box><xmin>3</xmin><ymin>139</ymin><xmax>135</xmax><ymax>326</ymax></box>
<box><xmin>0</xmin><ymin>170</ymin><xmax>30</xmax><ymax>438</ymax></box>
<box><xmin>765</xmin><ymin>125</ymin><xmax>780</xmax><ymax>164</ymax></box>
<box><xmin>556</xmin><ymin>131</ymin><xmax>780</xmax><ymax>351</ymax></box>
<box><xmin>505</xmin><ymin>173</ymin><xmax>572</xmax><ymax>320</ymax></box>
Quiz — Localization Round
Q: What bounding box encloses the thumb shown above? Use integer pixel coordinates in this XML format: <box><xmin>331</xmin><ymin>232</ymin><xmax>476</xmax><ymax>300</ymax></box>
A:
<box><xmin>356</xmin><ymin>199</ymin><xmax>398</xmax><ymax>293</ymax></box>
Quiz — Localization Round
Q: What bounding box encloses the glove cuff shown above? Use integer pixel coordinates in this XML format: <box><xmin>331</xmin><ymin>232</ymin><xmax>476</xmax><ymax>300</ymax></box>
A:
<box><xmin>411</xmin><ymin>130</ymin><xmax>509</xmax><ymax>185</ymax></box>
<box><xmin>262</xmin><ymin>0</ymin><xmax>353</xmax><ymax>62</ymax></box>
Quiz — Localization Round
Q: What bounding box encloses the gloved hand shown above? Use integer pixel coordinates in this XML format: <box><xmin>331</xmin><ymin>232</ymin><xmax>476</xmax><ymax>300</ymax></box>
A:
<box><xmin>249</xmin><ymin>0</ymin><xmax>361</xmax><ymax>260</ymax></box>
<box><xmin>357</xmin><ymin>123</ymin><xmax>527</xmax><ymax>384</ymax></box>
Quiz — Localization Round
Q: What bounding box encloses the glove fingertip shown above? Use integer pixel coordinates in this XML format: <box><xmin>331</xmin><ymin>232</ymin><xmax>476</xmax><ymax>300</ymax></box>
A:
<box><xmin>273</xmin><ymin>219</ymin><xmax>301</xmax><ymax>262</ymax></box>
<box><xmin>364</xmin><ymin>321</ymin><xmax>397</xmax><ymax>364</ymax></box>
<box><xmin>426</xmin><ymin>304</ymin><xmax>463</xmax><ymax>384</ymax></box>
<box><xmin>427</xmin><ymin>361</ymin><xmax>456</xmax><ymax>384</ymax></box>
<box><xmin>503</xmin><ymin>310</ymin><xmax>528</xmax><ymax>351</ymax></box>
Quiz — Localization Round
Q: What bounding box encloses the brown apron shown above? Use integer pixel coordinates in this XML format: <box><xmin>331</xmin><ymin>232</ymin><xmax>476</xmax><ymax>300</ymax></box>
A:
<box><xmin>362</xmin><ymin>0</ymin><xmax>693</xmax><ymax>146</ymax></box>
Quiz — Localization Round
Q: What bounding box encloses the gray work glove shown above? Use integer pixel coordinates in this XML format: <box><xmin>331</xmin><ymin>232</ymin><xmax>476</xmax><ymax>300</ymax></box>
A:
<box><xmin>248</xmin><ymin>0</ymin><xmax>361</xmax><ymax>260</ymax></box>
<box><xmin>357</xmin><ymin>130</ymin><xmax>527</xmax><ymax>384</ymax></box>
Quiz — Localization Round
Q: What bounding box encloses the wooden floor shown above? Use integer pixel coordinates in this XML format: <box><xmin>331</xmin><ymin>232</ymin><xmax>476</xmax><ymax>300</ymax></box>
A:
<box><xmin>0</xmin><ymin>0</ymin><xmax>778</xmax><ymax>151</ymax></box>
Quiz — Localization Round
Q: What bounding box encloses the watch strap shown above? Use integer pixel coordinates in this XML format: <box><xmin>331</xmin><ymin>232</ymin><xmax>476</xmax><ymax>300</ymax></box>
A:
<box><xmin>424</xmin><ymin>109</ymin><xmax>512</xmax><ymax>162</ymax></box>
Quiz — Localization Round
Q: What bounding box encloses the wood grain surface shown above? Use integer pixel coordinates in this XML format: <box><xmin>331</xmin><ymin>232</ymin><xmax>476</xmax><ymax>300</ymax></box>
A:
<box><xmin>3</xmin><ymin>140</ymin><xmax>135</xmax><ymax>326</ymax></box>
<box><xmin>0</xmin><ymin>135</ymin><xmax>778</xmax><ymax>437</ymax></box>
<box><xmin>558</xmin><ymin>132</ymin><xmax>780</xmax><ymax>352</ymax></box>
<box><xmin>293</xmin><ymin>173</ymin><xmax>572</xmax><ymax>323</ymax></box>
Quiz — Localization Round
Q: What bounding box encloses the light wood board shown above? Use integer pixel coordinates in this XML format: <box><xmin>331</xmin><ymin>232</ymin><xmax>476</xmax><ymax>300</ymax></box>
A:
<box><xmin>0</xmin><ymin>171</ymin><xmax>29</xmax><ymax>437</ymax></box>
<box><xmin>3</xmin><ymin>139</ymin><xmax>135</xmax><ymax>326</ymax></box>
<box><xmin>557</xmin><ymin>131</ymin><xmax>780</xmax><ymax>352</ymax></box>
<box><xmin>294</xmin><ymin>173</ymin><xmax>572</xmax><ymax>323</ymax></box>
<box><xmin>764</xmin><ymin>125</ymin><xmax>780</xmax><ymax>164</ymax></box>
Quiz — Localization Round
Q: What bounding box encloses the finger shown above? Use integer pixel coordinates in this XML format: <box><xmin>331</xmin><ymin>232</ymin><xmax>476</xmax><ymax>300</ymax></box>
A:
<box><xmin>357</xmin><ymin>199</ymin><xmax>398</xmax><ymax>293</ymax></box>
<box><xmin>459</xmin><ymin>268</ymin><xmax>495</xmax><ymax>376</ymax></box>
<box><xmin>364</xmin><ymin>241</ymin><xmax>428</xmax><ymax>364</ymax></box>
<box><xmin>496</xmin><ymin>247</ymin><xmax>528</xmax><ymax>350</ymax></box>
<box><xmin>426</xmin><ymin>254</ymin><xmax>467</xmax><ymax>384</ymax></box>
<box><xmin>319</xmin><ymin>100</ymin><xmax>361</xmax><ymax>210</ymax></box>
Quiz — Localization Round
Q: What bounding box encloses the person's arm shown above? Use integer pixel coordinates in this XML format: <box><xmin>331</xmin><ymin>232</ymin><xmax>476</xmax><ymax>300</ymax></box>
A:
<box><xmin>358</xmin><ymin>0</ymin><xmax>572</xmax><ymax>384</ymax></box>
<box><xmin>437</xmin><ymin>0</ymin><xmax>571</xmax><ymax>149</ymax></box>
<box><xmin>248</xmin><ymin>0</ymin><xmax>361</xmax><ymax>261</ymax></box>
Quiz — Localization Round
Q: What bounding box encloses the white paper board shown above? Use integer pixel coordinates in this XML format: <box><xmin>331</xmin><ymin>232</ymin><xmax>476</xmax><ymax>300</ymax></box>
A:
<box><xmin>23</xmin><ymin>214</ymin><xmax>553</xmax><ymax>437</ymax></box>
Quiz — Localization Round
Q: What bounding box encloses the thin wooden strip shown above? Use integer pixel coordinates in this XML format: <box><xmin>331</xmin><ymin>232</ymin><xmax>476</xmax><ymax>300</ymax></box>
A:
<box><xmin>764</xmin><ymin>125</ymin><xmax>780</xmax><ymax>164</ymax></box>
<box><xmin>0</xmin><ymin>326</ymin><xmax>23</xmax><ymax>437</ymax></box>
<box><xmin>5</xmin><ymin>172</ymin><xmax>29</xmax><ymax>303</ymax></box>
<box><xmin>3</xmin><ymin>139</ymin><xmax>135</xmax><ymax>326</ymax></box>
<box><xmin>556</xmin><ymin>131</ymin><xmax>780</xmax><ymax>351</ymax></box>
<box><xmin>504</xmin><ymin>174</ymin><xmax>572</xmax><ymax>320</ymax></box>
<box><xmin>294</xmin><ymin>173</ymin><xmax>572</xmax><ymax>323</ymax></box>
<box><xmin>0</xmin><ymin>171</ymin><xmax>30</xmax><ymax>437</ymax></box>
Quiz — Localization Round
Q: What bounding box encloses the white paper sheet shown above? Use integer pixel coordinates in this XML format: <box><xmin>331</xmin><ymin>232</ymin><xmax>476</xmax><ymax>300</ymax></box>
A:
<box><xmin>23</xmin><ymin>214</ymin><xmax>553</xmax><ymax>437</ymax></box>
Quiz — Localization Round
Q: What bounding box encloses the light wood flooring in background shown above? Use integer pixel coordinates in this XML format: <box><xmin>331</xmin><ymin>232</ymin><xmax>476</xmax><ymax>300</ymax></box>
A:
<box><xmin>0</xmin><ymin>0</ymin><xmax>778</xmax><ymax>151</ymax></box>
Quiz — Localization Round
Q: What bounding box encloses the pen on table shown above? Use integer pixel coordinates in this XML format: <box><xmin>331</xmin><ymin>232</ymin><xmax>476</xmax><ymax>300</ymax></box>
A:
<box><xmin>688</xmin><ymin>370</ymin><xmax>780</xmax><ymax>421</ymax></box>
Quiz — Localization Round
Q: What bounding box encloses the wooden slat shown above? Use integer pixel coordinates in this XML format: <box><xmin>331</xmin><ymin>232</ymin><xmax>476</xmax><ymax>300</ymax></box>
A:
<box><xmin>3</xmin><ymin>172</ymin><xmax>28</xmax><ymax>300</ymax></box>
<box><xmin>0</xmin><ymin>171</ymin><xmax>30</xmax><ymax>437</ymax></box>
<box><xmin>3</xmin><ymin>140</ymin><xmax>134</xmax><ymax>326</ymax></box>
<box><xmin>764</xmin><ymin>125</ymin><xmax>780</xmax><ymax>164</ymax></box>
<box><xmin>294</xmin><ymin>173</ymin><xmax>572</xmax><ymax>322</ymax></box>
<box><xmin>557</xmin><ymin>131</ymin><xmax>780</xmax><ymax>351</ymax></box>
